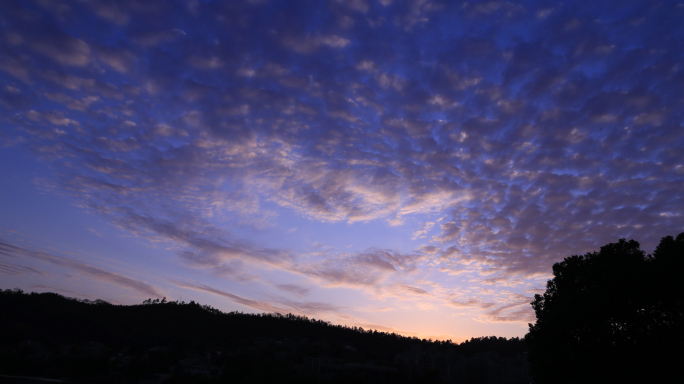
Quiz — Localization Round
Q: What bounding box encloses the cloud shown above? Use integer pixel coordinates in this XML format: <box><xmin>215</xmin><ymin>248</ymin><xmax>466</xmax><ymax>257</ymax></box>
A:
<box><xmin>298</xmin><ymin>261</ymin><xmax>383</xmax><ymax>288</ymax></box>
<box><xmin>174</xmin><ymin>280</ymin><xmax>280</xmax><ymax>312</ymax></box>
<box><xmin>175</xmin><ymin>280</ymin><xmax>341</xmax><ymax>316</ymax></box>
<box><xmin>0</xmin><ymin>239</ymin><xmax>161</xmax><ymax>297</ymax></box>
<box><xmin>97</xmin><ymin>46</ymin><xmax>136</xmax><ymax>73</ymax></box>
<box><xmin>188</xmin><ymin>56</ymin><xmax>224</xmax><ymax>70</ymax></box>
<box><xmin>479</xmin><ymin>295</ymin><xmax>535</xmax><ymax>323</ymax></box>
<box><xmin>28</xmin><ymin>284</ymin><xmax>87</xmax><ymax>298</ymax></box>
<box><xmin>399</xmin><ymin>285</ymin><xmax>430</xmax><ymax>296</ymax></box>
<box><xmin>0</xmin><ymin>260</ymin><xmax>46</xmax><ymax>276</ymax></box>
<box><xmin>43</xmin><ymin>92</ymin><xmax>100</xmax><ymax>112</ymax></box>
<box><xmin>273</xmin><ymin>296</ymin><xmax>342</xmax><ymax>314</ymax></box>
<box><xmin>296</xmin><ymin>248</ymin><xmax>425</xmax><ymax>290</ymax></box>
<box><xmin>0</xmin><ymin>56</ymin><xmax>33</xmax><ymax>83</ymax></box>
<box><xmin>449</xmin><ymin>298</ymin><xmax>496</xmax><ymax>310</ymax></box>
<box><xmin>282</xmin><ymin>35</ymin><xmax>350</xmax><ymax>53</ymax></box>
<box><xmin>132</xmin><ymin>29</ymin><xmax>186</xmax><ymax>46</ymax></box>
<box><xmin>30</xmin><ymin>34</ymin><xmax>91</xmax><ymax>66</ymax></box>
<box><xmin>1</xmin><ymin>0</ymin><xmax>683</xmax><ymax>337</ymax></box>
<box><xmin>276</xmin><ymin>283</ymin><xmax>310</xmax><ymax>297</ymax></box>
<box><xmin>87</xmin><ymin>1</ymin><xmax>130</xmax><ymax>25</ymax></box>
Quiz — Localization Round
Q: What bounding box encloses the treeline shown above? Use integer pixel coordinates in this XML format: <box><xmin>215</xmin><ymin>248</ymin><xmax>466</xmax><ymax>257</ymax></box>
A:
<box><xmin>0</xmin><ymin>289</ymin><xmax>528</xmax><ymax>383</ymax></box>
<box><xmin>1</xmin><ymin>289</ymin><xmax>524</xmax><ymax>352</ymax></box>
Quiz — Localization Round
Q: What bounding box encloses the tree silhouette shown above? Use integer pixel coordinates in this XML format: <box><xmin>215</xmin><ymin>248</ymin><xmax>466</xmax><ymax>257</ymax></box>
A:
<box><xmin>526</xmin><ymin>233</ymin><xmax>684</xmax><ymax>383</ymax></box>
<box><xmin>1</xmin><ymin>289</ymin><xmax>530</xmax><ymax>383</ymax></box>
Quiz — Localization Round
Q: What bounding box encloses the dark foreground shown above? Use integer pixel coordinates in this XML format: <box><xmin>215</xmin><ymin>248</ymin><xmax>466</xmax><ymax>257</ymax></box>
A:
<box><xmin>0</xmin><ymin>289</ymin><xmax>529</xmax><ymax>383</ymax></box>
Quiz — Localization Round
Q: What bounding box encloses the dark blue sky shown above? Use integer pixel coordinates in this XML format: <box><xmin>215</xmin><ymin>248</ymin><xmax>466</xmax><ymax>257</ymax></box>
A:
<box><xmin>1</xmin><ymin>0</ymin><xmax>682</xmax><ymax>340</ymax></box>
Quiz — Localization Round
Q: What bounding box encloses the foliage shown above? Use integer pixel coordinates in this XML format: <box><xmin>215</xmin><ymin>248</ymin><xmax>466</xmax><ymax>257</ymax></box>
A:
<box><xmin>526</xmin><ymin>233</ymin><xmax>684</xmax><ymax>383</ymax></box>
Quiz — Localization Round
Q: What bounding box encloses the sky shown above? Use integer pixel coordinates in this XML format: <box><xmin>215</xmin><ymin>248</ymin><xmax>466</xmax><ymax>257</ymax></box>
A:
<box><xmin>1</xmin><ymin>0</ymin><xmax>683</xmax><ymax>342</ymax></box>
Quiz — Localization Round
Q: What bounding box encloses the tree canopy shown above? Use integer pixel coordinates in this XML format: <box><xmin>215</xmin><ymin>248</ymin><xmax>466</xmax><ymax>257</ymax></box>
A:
<box><xmin>526</xmin><ymin>233</ymin><xmax>684</xmax><ymax>383</ymax></box>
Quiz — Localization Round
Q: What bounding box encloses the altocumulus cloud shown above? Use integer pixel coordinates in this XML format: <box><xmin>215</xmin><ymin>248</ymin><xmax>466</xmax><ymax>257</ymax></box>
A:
<box><xmin>1</xmin><ymin>0</ymin><xmax>683</xmax><ymax>338</ymax></box>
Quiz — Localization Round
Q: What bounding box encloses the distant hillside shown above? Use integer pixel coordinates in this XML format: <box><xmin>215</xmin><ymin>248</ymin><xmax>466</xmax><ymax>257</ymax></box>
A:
<box><xmin>0</xmin><ymin>289</ymin><xmax>529</xmax><ymax>383</ymax></box>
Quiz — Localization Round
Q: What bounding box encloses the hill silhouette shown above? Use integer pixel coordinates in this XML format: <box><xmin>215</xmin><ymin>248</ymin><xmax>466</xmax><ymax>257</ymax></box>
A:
<box><xmin>0</xmin><ymin>289</ymin><xmax>529</xmax><ymax>383</ymax></box>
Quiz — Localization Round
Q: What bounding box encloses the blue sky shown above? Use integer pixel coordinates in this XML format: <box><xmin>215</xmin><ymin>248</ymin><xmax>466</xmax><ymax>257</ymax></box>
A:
<box><xmin>1</xmin><ymin>0</ymin><xmax>683</xmax><ymax>341</ymax></box>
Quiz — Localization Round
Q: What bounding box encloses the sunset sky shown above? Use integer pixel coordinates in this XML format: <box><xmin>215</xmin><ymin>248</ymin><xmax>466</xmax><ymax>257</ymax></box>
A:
<box><xmin>1</xmin><ymin>0</ymin><xmax>683</xmax><ymax>342</ymax></box>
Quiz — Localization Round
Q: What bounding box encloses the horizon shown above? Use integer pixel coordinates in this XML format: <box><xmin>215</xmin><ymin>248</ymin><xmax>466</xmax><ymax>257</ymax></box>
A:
<box><xmin>1</xmin><ymin>0</ymin><xmax>682</xmax><ymax>343</ymax></box>
<box><xmin>2</xmin><ymin>287</ymin><xmax>527</xmax><ymax>344</ymax></box>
